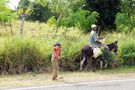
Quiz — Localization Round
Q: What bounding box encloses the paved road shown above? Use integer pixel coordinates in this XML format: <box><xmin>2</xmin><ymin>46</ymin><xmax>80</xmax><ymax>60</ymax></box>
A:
<box><xmin>6</xmin><ymin>78</ymin><xmax>135</xmax><ymax>90</ymax></box>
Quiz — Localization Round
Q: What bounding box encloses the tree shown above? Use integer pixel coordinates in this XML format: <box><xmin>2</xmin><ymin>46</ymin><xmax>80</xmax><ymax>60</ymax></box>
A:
<box><xmin>18</xmin><ymin>0</ymin><xmax>30</xmax><ymax>9</ymax></box>
<box><xmin>18</xmin><ymin>0</ymin><xmax>52</xmax><ymax>22</ymax></box>
<box><xmin>116</xmin><ymin>0</ymin><xmax>135</xmax><ymax>32</ymax></box>
<box><xmin>0</xmin><ymin>0</ymin><xmax>16</xmax><ymax>35</ymax></box>
<box><xmin>84</xmin><ymin>0</ymin><xmax>121</xmax><ymax>31</ymax></box>
<box><xmin>47</xmin><ymin>0</ymin><xmax>87</xmax><ymax>35</ymax></box>
<box><xmin>48</xmin><ymin>0</ymin><xmax>70</xmax><ymax>35</ymax></box>
<box><xmin>28</xmin><ymin>1</ymin><xmax>52</xmax><ymax>22</ymax></box>
<box><xmin>58</xmin><ymin>10</ymin><xmax>99</xmax><ymax>33</ymax></box>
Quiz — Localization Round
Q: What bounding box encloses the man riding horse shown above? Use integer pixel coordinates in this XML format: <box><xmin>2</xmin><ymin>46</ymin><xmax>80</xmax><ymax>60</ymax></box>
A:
<box><xmin>90</xmin><ymin>24</ymin><xmax>110</xmax><ymax>61</ymax></box>
<box><xmin>80</xmin><ymin>24</ymin><xmax>118</xmax><ymax>71</ymax></box>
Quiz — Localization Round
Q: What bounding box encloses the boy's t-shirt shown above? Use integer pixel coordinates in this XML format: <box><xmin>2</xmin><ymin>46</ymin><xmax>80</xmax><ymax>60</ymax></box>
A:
<box><xmin>52</xmin><ymin>46</ymin><xmax>61</xmax><ymax>60</ymax></box>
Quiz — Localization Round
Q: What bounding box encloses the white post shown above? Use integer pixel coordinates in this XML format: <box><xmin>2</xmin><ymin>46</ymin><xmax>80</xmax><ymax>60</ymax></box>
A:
<box><xmin>20</xmin><ymin>14</ymin><xmax>27</xmax><ymax>36</ymax></box>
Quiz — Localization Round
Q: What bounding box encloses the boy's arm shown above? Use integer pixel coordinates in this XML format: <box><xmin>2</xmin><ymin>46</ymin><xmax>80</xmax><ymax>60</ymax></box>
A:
<box><xmin>51</xmin><ymin>48</ymin><xmax>56</xmax><ymax>63</ymax></box>
<box><xmin>58</xmin><ymin>48</ymin><xmax>62</xmax><ymax>60</ymax></box>
<box><xmin>59</xmin><ymin>48</ymin><xmax>61</xmax><ymax>56</ymax></box>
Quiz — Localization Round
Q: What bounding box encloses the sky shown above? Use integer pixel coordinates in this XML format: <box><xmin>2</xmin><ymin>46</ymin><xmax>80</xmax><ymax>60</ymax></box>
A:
<box><xmin>8</xmin><ymin>0</ymin><xmax>20</xmax><ymax>10</ymax></box>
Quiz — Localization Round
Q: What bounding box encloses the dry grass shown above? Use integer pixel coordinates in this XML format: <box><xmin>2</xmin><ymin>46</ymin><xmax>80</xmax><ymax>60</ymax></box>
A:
<box><xmin>0</xmin><ymin>67</ymin><xmax>135</xmax><ymax>89</ymax></box>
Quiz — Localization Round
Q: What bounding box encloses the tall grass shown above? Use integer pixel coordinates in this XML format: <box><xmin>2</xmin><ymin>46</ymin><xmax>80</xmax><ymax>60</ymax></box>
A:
<box><xmin>0</xmin><ymin>21</ymin><xmax>135</xmax><ymax>74</ymax></box>
<box><xmin>0</xmin><ymin>21</ymin><xmax>89</xmax><ymax>74</ymax></box>
<box><xmin>105</xmin><ymin>32</ymin><xmax>135</xmax><ymax>66</ymax></box>
<box><xmin>0</xmin><ymin>37</ymin><xmax>49</xmax><ymax>74</ymax></box>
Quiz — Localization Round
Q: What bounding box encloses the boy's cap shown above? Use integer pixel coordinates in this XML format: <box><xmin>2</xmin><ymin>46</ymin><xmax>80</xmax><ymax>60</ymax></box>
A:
<box><xmin>54</xmin><ymin>42</ymin><xmax>61</xmax><ymax>46</ymax></box>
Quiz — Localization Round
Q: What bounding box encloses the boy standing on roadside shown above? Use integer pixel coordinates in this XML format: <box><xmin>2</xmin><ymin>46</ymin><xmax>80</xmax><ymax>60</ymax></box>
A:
<box><xmin>51</xmin><ymin>42</ymin><xmax>61</xmax><ymax>80</ymax></box>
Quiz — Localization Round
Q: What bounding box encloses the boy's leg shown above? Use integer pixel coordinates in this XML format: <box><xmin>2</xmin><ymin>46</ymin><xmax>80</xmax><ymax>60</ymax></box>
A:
<box><xmin>52</xmin><ymin>59</ymin><xmax>57</xmax><ymax>80</ymax></box>
<box><xmin>55</xmin><ymin>60</ymin><xmax>59</xmax><ymax>78</ymax></box>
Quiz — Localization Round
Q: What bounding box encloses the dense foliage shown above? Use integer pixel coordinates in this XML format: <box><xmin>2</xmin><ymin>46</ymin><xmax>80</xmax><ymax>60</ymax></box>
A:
<box><xmin>116</xmin><ymin>0</ymin><xmax>135</xmax><ymax>32</ymax></box>
<box><xmin>120</xmin><ymin>42</ymin><xmax>135</xmax><ymax>66</ymax></box>
<box><xmin>84</xmin><ymin>0</ymin><xmax>121</xmax><ymax>31</ymax></box>
<box><xmin>18</xmin><ymin>0</ymin><xmax>52</xmax><ymax>22</ymax></box>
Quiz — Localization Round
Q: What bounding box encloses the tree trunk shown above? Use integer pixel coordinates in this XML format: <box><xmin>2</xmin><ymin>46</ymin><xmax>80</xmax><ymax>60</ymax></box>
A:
<box><xmin>20</xmin><ymin>16</ymin><xmax>25</xmax><ymax>36</ymax></box>
<box><xmin>4</xmin><ymin>22</ymin><xmax>8</xmax><ymax>31</ymax></box>
<box><xmin>9</xmin><ymin>22</ymin><xmax>13</xmax><ymax>36</ymax></box>
<box><xmin>63</xmin><ymin>28</ymin><xmax>68</xmax><ymax>38</ymax></box>
<box><xmin>53</xmin><ymin>14</ymin><xmax>63</xmax><ymax>38</ymax></box>
<box><xmin>38</xmin><ymin>21</ymin><xmax>42</xmax><ymax>31</ymax></box>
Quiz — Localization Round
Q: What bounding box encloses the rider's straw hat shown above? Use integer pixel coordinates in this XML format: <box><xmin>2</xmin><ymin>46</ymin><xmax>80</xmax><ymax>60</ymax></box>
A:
<box><xmin>91</xmin><ymin>24</ymin><xmax>97</xmax><ymax>28</ymax></box>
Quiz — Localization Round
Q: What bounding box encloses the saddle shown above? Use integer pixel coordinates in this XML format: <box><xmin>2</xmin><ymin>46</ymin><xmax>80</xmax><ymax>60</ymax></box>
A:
<box><xmin>93</xmin><ymin>48</ymin><xmax>103</xmax><ymax>59</ymax></box>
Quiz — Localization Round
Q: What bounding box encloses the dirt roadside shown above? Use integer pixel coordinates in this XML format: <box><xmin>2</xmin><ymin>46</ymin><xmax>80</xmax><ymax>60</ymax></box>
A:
<box><xmin>0</xmin><ymin>67</ymin><xmax>135</xmax><ymax>89</ymax></box>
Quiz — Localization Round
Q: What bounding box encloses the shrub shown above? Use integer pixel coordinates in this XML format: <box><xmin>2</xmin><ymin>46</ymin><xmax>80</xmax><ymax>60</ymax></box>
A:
<box><xmin>120</xmin><ymin>42</ymin><xmax>135</xmax><ymax>66</ymax></box>
<box><xmin>0</xmin><ymin>37</ymin><xmax>52</xmax><ymax>74</ymax></box>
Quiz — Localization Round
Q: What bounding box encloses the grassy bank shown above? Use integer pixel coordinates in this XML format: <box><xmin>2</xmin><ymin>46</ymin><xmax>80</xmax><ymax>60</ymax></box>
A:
<box><xmin>0</xmin><ymin>21</ymin><xmax>89</xmax><ymax>74</ymax></box>
<box><xmin>0</xmin><ymin>21</ymin><xmax>135</xmax><ymax>74</ymax></box>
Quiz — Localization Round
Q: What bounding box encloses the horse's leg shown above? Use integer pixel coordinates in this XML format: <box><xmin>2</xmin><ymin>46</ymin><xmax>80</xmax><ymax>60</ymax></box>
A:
<box><xmin>100</xmin><ymin>61</ymin><xmax>103</xmax><ymax>69</ymax></box>
<box><xmin>91</xmin><ymin>58</ymin><xmax>96</xmax><ymax>72</ymax></box>
<box><xmin>85</xmin><ymin>57</ymin><xmax>92</xmax><ymax>71</ymax></box>
<box><xmin>100</xmin><ymin>59</ymin><xmax>108</xmax><ymax>69</ymax></box>
<box><xmin>80</xmin><ymin>56</ymin><xmax>86</xmax><ymax>71</ymax></box>
<box><xmin>104</xmin><ymin>60</ymin><xmax>108</xmax><ymax>68</ymax></box>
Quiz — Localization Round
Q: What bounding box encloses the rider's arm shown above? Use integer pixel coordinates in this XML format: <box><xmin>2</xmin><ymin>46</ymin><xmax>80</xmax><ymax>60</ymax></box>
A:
<box><xmin>98</xmin><ymin>37</ymin><xmax>103</xmax><ymax>39</ymax></box>
<box><xmin>94</xmin><ymin>34</ymin><xmax>102</xmax><ymax>44</ymax></box>
<box><xmin>96</xmin><ymin>41</ymin><xmax>102</xmax><ymax>44</ymax></box>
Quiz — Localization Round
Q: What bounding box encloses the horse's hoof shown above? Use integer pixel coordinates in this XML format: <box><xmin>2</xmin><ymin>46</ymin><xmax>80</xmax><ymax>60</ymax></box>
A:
<box><xmin>104</xmin><ymin>64</ymin><xmax>108</xmax><ymax>68</ymax></box>
<box><xmin>80</xmin><ymin>68</ymin><xmax>83</xmax><ymax>71</ymax></box>
<box><xmin>92</xmin><ymin>69</ymin><xmax>96</xmax><ymax>72</ymax></box>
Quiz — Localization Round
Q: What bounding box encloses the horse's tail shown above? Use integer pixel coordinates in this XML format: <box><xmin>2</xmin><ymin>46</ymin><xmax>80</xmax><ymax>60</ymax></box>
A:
<box><xmin>81</xmin><ymin>48</ymin><xmax>84</xmax><ymax>60</ymax></box>
<box><xmin>81</xmin><ymin>47</ymin><xmax>87</xmax><ymax>60</ymax></box>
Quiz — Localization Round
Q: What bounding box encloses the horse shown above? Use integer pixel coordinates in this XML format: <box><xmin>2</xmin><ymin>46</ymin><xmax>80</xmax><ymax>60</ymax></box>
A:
<box><xmin>80</xmin><ymin>41</ymin><xmax>118</xmax><ymax>71</ymax></box>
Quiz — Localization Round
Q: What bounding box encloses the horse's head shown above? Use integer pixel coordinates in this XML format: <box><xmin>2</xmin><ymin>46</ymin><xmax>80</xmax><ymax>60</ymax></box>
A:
<box><xmin>107</xmin><ymin>41</ymin><xmax>118</xmax><ymax>55</ymax></box>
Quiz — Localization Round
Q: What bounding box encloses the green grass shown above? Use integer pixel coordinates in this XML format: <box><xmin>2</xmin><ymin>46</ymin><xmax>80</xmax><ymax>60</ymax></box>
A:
<box><xmin>0</xmin><ymin>21</ymin><xmax>89</xmax><ymax>74</ymax></box>
<box><xmin>99</xmin><ymin>66</ymin><xmax>135</xmax><ymax>74</ymax></box>
<box><xmin>0</xmin><ymin>20</ymin><xmax>135</xmax><ymax>74</ymax></box>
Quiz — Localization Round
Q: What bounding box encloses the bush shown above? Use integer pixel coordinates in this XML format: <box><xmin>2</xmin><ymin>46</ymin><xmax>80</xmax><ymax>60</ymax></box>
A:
<box><xmin>0</xmin><ymin>37</ymin><xmax>52</xmax><ymax>74</ymax></box>
<box><xmin>120</xmin><ymin>42</ymin><xmax>135</xmax><ymax>66</ymax></box>
<box><xmin>58</xmin><ymin>36</ymin><xmax>87</xmax><ymax>71</ymax></box>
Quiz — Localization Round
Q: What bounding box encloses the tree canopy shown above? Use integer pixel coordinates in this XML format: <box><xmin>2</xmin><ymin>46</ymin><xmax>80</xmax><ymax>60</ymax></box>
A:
<box><xmin>5</xmin><ymin>0</ymin><xmax>134</xmax><ymax>32</ymax></box>
<box><xmin>84</xmin><ymin>0</ymin><xmax>121</xmax><ymax>31</ymax></box>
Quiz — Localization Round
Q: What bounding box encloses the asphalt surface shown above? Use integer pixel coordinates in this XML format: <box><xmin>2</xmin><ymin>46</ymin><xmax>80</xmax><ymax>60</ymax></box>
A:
<box><xmin>5</xmin><ymin>78</ymin><xmax>135</xmax><ymax>90</ymax></box>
